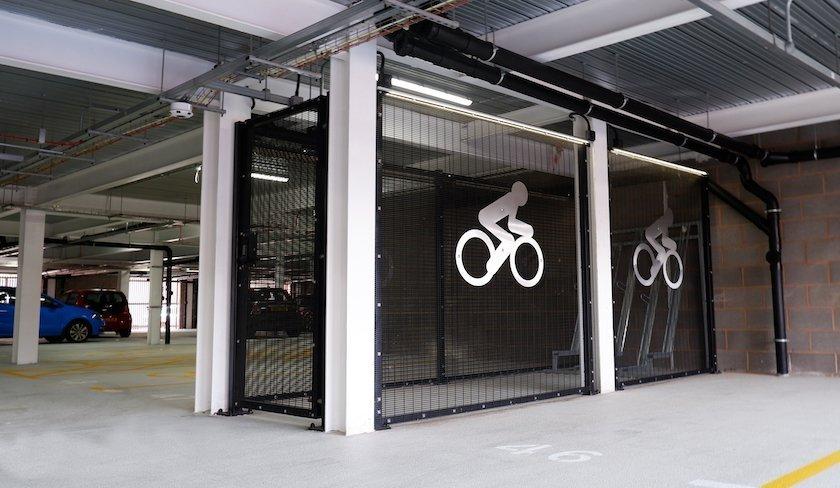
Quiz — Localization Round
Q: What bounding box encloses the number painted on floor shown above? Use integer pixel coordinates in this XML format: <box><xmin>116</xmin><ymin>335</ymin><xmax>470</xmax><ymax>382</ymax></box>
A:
<box><xmin>495</xmin><ymin>445</ymin><xmax>603</xmax><ymax>464</ymax></box>
<box><xmin>496</xmin><ymin>445</ymin><xmax>552</xmax><ymax>455</ymax></box>
<box><xmin>547</xmin><ymin>450</ymin><xmax>603</xmax><ymax>463</ymax></box>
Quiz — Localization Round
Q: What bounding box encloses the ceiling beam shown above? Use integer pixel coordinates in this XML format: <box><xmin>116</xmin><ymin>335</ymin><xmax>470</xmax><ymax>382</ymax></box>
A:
<box><xmin>490</xmin><ymin>0</ymin><xmax>764</xmax><ymax>62</ymax></box>
<box><xmin>127</xmin><ymin>0</ymin><xmax>344</xmax><ymax>40</ymax></box>
<box><xmin>684</xmin><ymin>87</ymin><xmax>840</xmax><ymax>137</ymax></box>
<box><xmin>0</xmin><ymin>11</ymin><xmax>214</xmax><ymax>93</ymax></box>
<box><xmin>33</xmin><ymin>129</ymin><xmax>202</xmax><ymax>207</ymax></box>
<box><xmin>42</xmin><ymin>194</ymin><xmax>199</xmax><ymax>223</ymax></box>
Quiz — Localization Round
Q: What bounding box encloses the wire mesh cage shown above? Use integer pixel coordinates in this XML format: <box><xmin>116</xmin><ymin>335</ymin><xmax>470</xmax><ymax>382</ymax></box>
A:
<box><xmin>232</xmin><ymin>98</ymin><xmax>326</xmax><ymax>418</ymax></box>
<box><xmin>376</xmin><ymin>93</ymin><xmax>586</xmax><ymax>425</ymax></box>
<box><xmin>607</xmin><ymin>152</ymin><xmax>712</xmax><ymax>386</ymax></box>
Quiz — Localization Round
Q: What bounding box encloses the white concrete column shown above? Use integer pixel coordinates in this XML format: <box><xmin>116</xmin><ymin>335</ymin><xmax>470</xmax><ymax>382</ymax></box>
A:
<box><xmin>147</xmin><ymin>249</ymin><xmax>163</xmax><ymax>345</ymax></box>
<box><xmin>118</xmin><ymin>270</ymin><xmax>131</xmax><ymax>298</ymax></box>
<box><xmin>324</xmin><ymin>41</ymin><xmax>377</xmax><ymax>435</ymax></box>
<box><xmin>195</xmin><ymin>107</ymin><xmax>220</xmax><ymax>413</ymax></box>
<box><xmin>45</xmin><ymin>278</ymin><xmax>56</xmax><ymax>298</ymax></box>
<box><xmin>184</xmin><ymin>281</ymin><xmax>195</xmax><ymax>329</ymax></box>
<box><xmin>575</xmin><ymin>117</ymin><xmax>615</xmax><ymax>394</ymax></box>
<box><xmin>11</xmin><ymin>208</ymin><xmax>45</xmax><ymax>365</ymax></box>
<box><xmin>210</xmin><ymin>93</ymin><xmax>251</xmax><ymax>414</ymax></box>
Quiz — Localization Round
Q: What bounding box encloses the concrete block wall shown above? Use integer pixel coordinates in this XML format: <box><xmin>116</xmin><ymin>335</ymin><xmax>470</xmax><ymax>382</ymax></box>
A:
<box><xmin>709</xmin><ymin>157</ymin><xmax>840</xmax><ymax>375</ymax></box>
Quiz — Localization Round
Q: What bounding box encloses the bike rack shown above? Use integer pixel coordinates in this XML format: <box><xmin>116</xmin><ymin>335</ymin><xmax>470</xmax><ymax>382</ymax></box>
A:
<box><xmin>551</xmin><ymin>313</ymin><xmax>580</xmax><ymax>371</ymax></box>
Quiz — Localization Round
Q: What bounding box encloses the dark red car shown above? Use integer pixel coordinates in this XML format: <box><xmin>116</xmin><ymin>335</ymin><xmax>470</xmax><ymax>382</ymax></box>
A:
<box><xmin>62</xmin><ymin>289</ymin><xmax>132</xmax><ymax>337</ymax></box>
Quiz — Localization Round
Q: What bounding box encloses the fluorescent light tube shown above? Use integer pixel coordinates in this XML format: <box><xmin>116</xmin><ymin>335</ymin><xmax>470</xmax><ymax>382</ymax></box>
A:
<box><xmin>382</xmin><ymin>88</ymin><xmax>589</xmax><ymax>146</ymax></box>
<box><xmin>251</xmin><ymin>172</ymin><xmax>289</xmax><ymax>182</ymax></box>
<box><xmin>0</xmin><ymin>153</ymin><xmax>24</xmax><ymax>162</ymax></box>
<box><xmin>390</xmin><ymin>77</ymin><xmax>473</xmax><ymax>106</ymax></box>
<box><xmin>611</xmin><ymin>148</ymin><xmax>707</xmax><ymax>176</ymax></box>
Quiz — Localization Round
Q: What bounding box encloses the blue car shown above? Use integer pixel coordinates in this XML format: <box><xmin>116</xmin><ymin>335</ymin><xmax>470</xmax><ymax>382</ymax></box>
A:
<box><xmin>0</xmin><ymin>287</ymin><xmax>104</xmax><ymax>343</ymax></box>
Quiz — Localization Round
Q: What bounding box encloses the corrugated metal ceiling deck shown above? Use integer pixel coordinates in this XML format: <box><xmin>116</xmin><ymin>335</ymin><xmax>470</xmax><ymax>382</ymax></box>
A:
<box><xmin>0</xmin><ymin>0</ymin><xmax>267</xmax><ymax>62</ymax></box>
<box><xmin>550</xmin><ymin>12</ymin><xmax>832</xmax><ymax>116</ymax></box>
<box><xmin>449</xmin><ymin>0</ymin><xmax>585</xmax><ymax>35</ymax></box>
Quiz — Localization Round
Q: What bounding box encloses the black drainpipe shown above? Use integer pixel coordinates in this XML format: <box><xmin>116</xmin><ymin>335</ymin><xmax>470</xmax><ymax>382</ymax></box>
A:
<box><xmin>391</xmin><ymin>29</ymin><xmax>791</xmax><ymax>375</ymax></box>
<box><xmin>405</xmin><ymin>21</ymin><xmax>840</xmax><ymax>167</ymax></box>
<box><xmin>44</xmin><ymin>238</ymin><xmax>174</xmax><ymax>345</ymax></box>
<box><xmin>731</xmin><ymin>161</ymin><xmax>789</xmax><ymax>375</ymax></box>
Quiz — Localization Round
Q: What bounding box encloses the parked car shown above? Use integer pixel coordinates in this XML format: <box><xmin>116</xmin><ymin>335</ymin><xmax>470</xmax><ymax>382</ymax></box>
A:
<box><xmin>61</xmin><ymin>289</ymin><xmax>132</xmax><ymax>338</ymax></box>
<box><xmin>0</xmin><ymin>287</ymin><xmax>104</xmax><ymax>343</ymax></box>
<box><xmin>248</xmin><ymin>288</ymin><xmax>310</xmax><ymax>338</ymax></box>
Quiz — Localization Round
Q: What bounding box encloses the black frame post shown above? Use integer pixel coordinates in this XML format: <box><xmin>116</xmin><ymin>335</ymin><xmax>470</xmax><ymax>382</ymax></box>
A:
<box><xmin>700</xmin><ymin>180</ymin><xmax>718</xmax><ymax>373</ymax></box>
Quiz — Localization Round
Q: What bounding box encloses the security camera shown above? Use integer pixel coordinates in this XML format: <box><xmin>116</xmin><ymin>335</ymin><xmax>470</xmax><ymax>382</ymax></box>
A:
<box><xmin>169</xmin><ymin>101</ymin><xmax>194</xmax><ymax>119</ymax></box>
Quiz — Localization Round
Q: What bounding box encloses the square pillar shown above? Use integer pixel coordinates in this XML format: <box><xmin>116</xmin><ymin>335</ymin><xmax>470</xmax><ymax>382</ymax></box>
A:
<box><xmin>210</xmin><ymin>93</ymin><xmax>251</xmax><ymax>414</ymax></box>
<box><xmin>324</xmin><ymin>40</ymin><xmax>377</xmax><ymax>435</ymax></box>
<box><xmin>45</xmin><ymin>278</ymin><xmax>57</xmax><ymax>298</ymax></box>
<box><xmin>575</xmin><ymin>117</ymin><xmax>616</xmax><ymax>394</ymax></box>
<box><xmin>195</xmin><ymin>107</ymin><xmax>220</xmax><ymax>413</ymax></box>
<box><xmin>118</xmin><ymin>270</ymin><xmax>131</xmax><ymax>298</ymax></box>
<box><xmin>12</xmin><ymin>208</ymin><xmax>45</xmax><ymax>365</ymax></box>
<box><xmin>147</xmin><ymin>249</ymin><xmax>163</xmax><ymax>345</ymax></box>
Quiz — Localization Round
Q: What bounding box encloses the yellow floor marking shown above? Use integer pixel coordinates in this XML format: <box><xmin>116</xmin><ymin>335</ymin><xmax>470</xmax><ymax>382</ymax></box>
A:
<box><xmin>89</xmin><ymin>381</ymin><xmax>191</xmax><ymax>393</ymax></box>
<box><xmin>762</xmin><ymin>450</ymin><xmax>840</xmax><ymax>488</ymax></box>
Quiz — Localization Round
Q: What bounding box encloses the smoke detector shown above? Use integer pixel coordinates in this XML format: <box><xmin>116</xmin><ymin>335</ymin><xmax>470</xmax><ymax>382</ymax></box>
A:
<box><xmin>169</xmin><ymin>101</ymin><xmax>194</xmax><ymax>119</ymax></box>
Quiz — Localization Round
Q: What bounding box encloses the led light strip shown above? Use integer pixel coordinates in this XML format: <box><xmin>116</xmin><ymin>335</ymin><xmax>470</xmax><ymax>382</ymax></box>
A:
<box><xmin>610</xmin><ymin>148</ymin><xmax>707</xmax><ymax>176</ymax></box>
<box><xmin>390</xmin><ymin>77</ymin><xmax>473</xmax><ymax>106</ymax></box>
<box><xmin>381</xmin><ymin>88</ymin><xmax>589</xmax><ymax>146</ymax></box>
<box><xmin>251</xmin><ymin>172</ymin><xmax>289</xmax><ymax>182</ymax></box>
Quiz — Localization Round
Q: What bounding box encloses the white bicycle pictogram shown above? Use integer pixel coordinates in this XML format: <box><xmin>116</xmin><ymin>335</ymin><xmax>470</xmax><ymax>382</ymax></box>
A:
<box><xmin>632</xmin><ymin>184</ymin><xmax>684</xmax><ymax>290</ymax></box>
<box><xmin>455</xmin><ymin>181</ymin><xmax>544</xmax><ymax>288</ymax></box>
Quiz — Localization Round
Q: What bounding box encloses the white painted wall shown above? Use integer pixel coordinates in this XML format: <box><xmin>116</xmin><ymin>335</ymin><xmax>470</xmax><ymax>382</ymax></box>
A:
<box><xmin>576</xmin><ymin>118</ymin><xmax>616</xmax><ymax>394</ymax></box>
<box><xmin>324</xmin><ymin>41</ymin><xmax>377</xmax><ymax>435</ymax></box>
<box><xmin>210</xmin><ymin>94</ymin><xmax>251</xmax><ymax>415</ymax></box>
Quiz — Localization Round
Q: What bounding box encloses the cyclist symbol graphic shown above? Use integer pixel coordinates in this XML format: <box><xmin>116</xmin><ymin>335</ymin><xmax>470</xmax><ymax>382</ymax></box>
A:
<box><xmin>632</xmin><ymin>183</ymin><xmax>684</xmax><ymax>290</ymax></box>
<box><xmin>455</xmin><ymin>181</ymin><xmax>545</xmax><ymax>288</ymax></box>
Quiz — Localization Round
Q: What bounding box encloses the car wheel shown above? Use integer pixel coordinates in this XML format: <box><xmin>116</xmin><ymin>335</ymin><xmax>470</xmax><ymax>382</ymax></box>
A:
<box><xmin>64</xmin><ymin>320</ymin><xmax>91</xmax><ymax>343</ymax></box>
<box><xmin>118</xmin><ymin>329</ymin><xmax>131</xmax><ymax>338</ymax></box>
<box><xmin>44</xmin><ymin>336</ymin><xmax>64</xmax><ymax>344</ymax></box>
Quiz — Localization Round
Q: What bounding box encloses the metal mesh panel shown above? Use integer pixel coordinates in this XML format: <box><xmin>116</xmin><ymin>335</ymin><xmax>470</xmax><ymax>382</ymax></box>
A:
<box><xmin>233</xmin><ymin>99</ymin><xmax>325</xmax><ymax>418</ymax></box>
<box><xmin>608</xmin><ymin>154</ymin><xmax>710</xmax><ymax>385</ymax></box>
<box><xmin>377</xmin><ymin>94</ymin><xmax>584</xmax><ymax>425</ymax></box>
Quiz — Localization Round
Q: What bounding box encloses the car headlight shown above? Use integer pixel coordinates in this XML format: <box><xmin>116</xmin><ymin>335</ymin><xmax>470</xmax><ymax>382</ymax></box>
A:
<box><xmin>91</xmin><ymin>313</ymin><xmax>99</xmax><ymax>320</ymax></box>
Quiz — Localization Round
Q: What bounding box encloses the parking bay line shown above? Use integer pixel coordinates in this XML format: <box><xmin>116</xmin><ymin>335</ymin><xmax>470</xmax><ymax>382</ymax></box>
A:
<box><xmin>761</xmin><ymin>450</ymin><xmax>840</xmax><ymax>488</ymax></box>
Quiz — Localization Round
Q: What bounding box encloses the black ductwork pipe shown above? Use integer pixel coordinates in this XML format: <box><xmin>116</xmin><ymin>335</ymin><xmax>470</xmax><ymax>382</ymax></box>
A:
<box><xmin>391</xmin><ymin>29</ymin><xmax>790</xmax><ymax>375</ymax></box>
<box><xmin>407</xmin><ymin>21</ymin><xmax>840</xmax><ymax>167</ymax></box>
<box><xmin>391</xmin><ymin>32</ymin><xmax>741</xmax><ymax>164</ymax></box>
<box><xmin>707</xmin><ymin>180</ymin><xmax>769</xmax><ymax>235</ymax></box>
<box><xmin>731</xmin><ymin>163</ymin><xmax>789</xmax><ymax>375</ymax></box>
<box><xmin>44</xmin><ymin>238</ymin><xmax>174</xmax><ymax>345</ymax></box>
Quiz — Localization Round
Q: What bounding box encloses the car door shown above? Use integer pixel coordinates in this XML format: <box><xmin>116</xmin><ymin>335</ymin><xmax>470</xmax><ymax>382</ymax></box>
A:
<box><xmin>39</xmin><ymin>295</ymin><xmax>65</xmax><ymax>337</ymax></box>
<box><xmin>0</xmin><ymin>289</ymin><xmax>14</xmax><ymax>337</ymax></box>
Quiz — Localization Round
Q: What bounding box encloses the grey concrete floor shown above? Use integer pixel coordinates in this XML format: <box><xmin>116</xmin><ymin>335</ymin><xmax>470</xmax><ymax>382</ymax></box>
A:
<box><xmin>1</xmin><ymin>335</ymin><xmax>839</xmax><ymax>488</ymax></box>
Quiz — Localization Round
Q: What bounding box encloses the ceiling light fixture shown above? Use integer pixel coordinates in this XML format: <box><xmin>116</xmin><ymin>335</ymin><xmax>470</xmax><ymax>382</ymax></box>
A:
<box><xmin>251</xmin><ymin>172</ymin><xmax>289</xmax><ymax>183</ymax></box>
<box><xmin>389</xmin><ymin>77</ymin><xmax>473</xmax><ymax>106</ymax></box>
<box><xmin>0</xmin><ymin>153</ymin><xmax>24</xmax><ymax>163</ymax></box>
<box><xmin>382</xmin><ymin>88</ymin><xmax>589</xmax><ymax>146</ymax></box>
<box><xmin>610</xmin><ymin>148</ymin><xmax>707</xmax><ymax>176</ymax></box>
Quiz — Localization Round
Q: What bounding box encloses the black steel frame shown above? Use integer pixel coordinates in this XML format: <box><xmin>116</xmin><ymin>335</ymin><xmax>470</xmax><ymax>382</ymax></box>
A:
<box><xmin>614</xmin><ymin>175</ymin><xmax>717</xmax><ymax>389</ymax></box>
<box><xmin>575</xmin><ymin>134</ymin><xmax>597</xmax><ymax>395</ymax></box>
<box><xmin>373</xmin><ymin>99</ymin><xmax>595</xmax><ymax>428</ymax></box>
<box><xmin>230</xmin><ymin>97</ymin><xmax>329</xmax><ymax>420</ymax></box>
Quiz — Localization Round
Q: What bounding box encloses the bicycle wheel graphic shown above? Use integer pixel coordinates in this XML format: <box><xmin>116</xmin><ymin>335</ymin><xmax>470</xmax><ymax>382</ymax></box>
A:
<box><xmin>632</xmin><ymin>242</ymin><xmax>657</xmax><ymax>287</ymax></box>
<box><xmin>455</xmin><ymin>229</ymin><xmax>495</xmax><ymax>286</ymax></box>
<box><xmin>662</xmin><ymin>249</ymin><xmax>684</xmax><ymax>289</ymax></box>
<box><xmin>510</xmin><ymin>236</ymin><xmax>544</xmax><ymax>288</ymax></box>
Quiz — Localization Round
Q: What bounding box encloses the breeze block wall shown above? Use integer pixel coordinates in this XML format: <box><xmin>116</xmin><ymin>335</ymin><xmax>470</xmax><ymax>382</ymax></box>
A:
<box><xmin>709</xmin><ymin>155</ymin><xmax>840</xmax><ymax>375</ymax></box>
